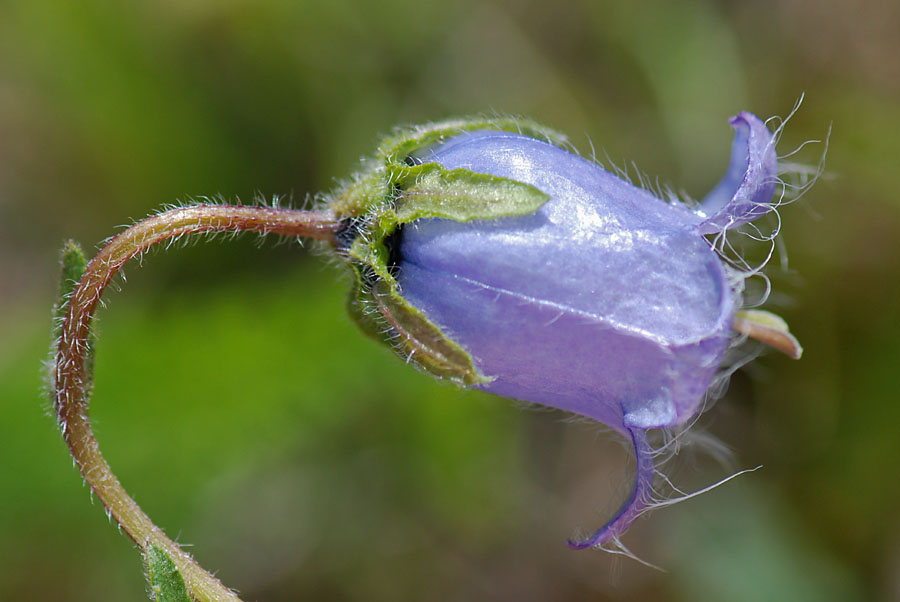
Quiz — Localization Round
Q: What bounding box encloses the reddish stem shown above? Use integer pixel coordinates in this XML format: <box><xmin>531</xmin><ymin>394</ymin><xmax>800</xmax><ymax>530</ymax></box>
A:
<box><xmin>53</xmin><ymin>205</ymin><xmax>340</xmax><ymax>602</ymax></box>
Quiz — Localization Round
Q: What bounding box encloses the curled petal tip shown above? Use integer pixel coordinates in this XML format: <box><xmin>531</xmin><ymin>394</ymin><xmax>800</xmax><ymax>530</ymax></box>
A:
<box><xmin>698</xmin><ymin>112</ymin><xmax>778</xmax><ymax>234</ymax></box>
<box><xmin>566</xmin><ymin>531</ymin><xmax>606</xmax><ymax>550</ymax></box>
<box><xmin>567</xmin><ymin>429</ymin><xmax>655</xmax><ymax>551</ymax></box>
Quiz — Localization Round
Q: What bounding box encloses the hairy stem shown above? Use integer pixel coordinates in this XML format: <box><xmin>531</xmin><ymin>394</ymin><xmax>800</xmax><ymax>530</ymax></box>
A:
<box><xmin>53</xmin><ymin>204</ymin><xmax>340</xmax><ymax>602</ymax></box>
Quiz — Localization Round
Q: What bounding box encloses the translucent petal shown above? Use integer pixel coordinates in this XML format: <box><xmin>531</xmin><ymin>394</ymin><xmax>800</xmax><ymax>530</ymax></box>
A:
<box><xmin>396</xmin><ymin>132</ymin><xmax>733</xmax><ymax>430</ymax></box>
<box><xmin>698</xmin><ymin>112</ymin><xmax>778</xmax><ymax>234</ymax></box>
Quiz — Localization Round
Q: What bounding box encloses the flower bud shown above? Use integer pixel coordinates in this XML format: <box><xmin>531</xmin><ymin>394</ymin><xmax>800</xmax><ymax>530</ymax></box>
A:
<box><xmin>329</xmin><ymin>113</ymin><xmax>788</xmax><ymax>549</ymax></box>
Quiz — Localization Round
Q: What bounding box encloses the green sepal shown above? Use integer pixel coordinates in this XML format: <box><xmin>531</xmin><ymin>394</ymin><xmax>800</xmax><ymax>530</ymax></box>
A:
<box><xmin>327</xmin><ymin>115</ymin><xmax>563</xmax><ymax>385</ymax></box>
<box><xmin>339</xmin><ymin>162</ymin><xmax>542</xmax><ymax>385</ymax></box>
<box><xmin>392</xmin><ymin>163</ymin><xmax>549</xmax><ymax>225</ymax></box>
<box><xmin>144</xmin><ymin>545</ymin><xmax>191</xmax><ymax>602</ymax></box>
<box><xmin>329</xmin><ymin>167</ymin><xmax>389</xmax><ymax>217</ymax></box>
<box><xmin>348</xmin><ymin>236</ymin><xmax>391</xmax><ymax>281</ymax></box>
<box><xmin>343</xmin><ymin>245</ymin><xmax>490</xmax><ymax>385</ymax></box>
<box><xmin>378</xmin><ymin>115</ymin><xmax>569</xmax><ymax>167</ymax></box>
<box><xmin>346</xmin><ymin>281</ymin><xmax>382</xmax><ymax>343</ymax></box>
<box><xmin>370</xmin><ymin>279</ymin><xmax>490</xmax><ymax>385</ymax></box>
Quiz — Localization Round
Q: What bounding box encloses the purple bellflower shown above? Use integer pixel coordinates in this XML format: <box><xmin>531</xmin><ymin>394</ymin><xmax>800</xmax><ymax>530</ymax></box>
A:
<box><xmin>48</xmin><ymin>112</ymin><xmax>809</xmax><ymax>600</ymax></box>
<box><xmin>331</xmin><ymin>113</ymin><xmax>799</xmax><ymax>550</ymax></box>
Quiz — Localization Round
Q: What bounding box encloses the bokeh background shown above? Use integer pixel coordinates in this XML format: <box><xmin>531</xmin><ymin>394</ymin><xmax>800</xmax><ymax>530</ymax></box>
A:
<box><xmin>1</xmin><ymin>0</ymin><xmax>898</xmax><ymax>600</ymax></box>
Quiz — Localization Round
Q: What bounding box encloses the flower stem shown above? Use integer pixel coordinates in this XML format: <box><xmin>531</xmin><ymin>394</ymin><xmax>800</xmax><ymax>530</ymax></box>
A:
<box><xmin>53</xmin><ymin>204</ymin><xmax>340</xmax><ymax>602</ymax></box>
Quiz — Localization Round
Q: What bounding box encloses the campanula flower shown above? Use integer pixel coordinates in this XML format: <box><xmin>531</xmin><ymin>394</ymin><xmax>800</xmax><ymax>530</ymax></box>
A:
<box><xmin>330</xmin><ymin>113</ymin><xmax>794</xmax><ymax>550</ymax></box>
<box><xmin>50</xmin><ymin>110</ymin><xmax>805</xmax><ymax>601</ymax></box>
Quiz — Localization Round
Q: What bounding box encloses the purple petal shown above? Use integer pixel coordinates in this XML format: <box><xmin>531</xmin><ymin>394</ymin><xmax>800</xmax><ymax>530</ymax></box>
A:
<box><xmin>393</xmin><ymin>131</ymin><xmax>743</xmax><ymax>549</ymax></box>
<box><xmin>697</xmin><ymin>112</ymin><xmax>778</xmax><ymax>234</ymax></box>
<box><xmin>567</xmin><ymin>427</ymin><xmax>654</xmax><ymax>549</ymax></box>
<box><xmin>396</xmin><ymin>132</ymin><xmax>733</xmax><ymax>431</ymax></box>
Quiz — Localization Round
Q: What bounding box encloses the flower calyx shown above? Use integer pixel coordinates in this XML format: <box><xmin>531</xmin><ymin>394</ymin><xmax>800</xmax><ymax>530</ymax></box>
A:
<box><xmin>328</xmin><ymin>117</ymin><xmax>567</xmax><ymax>385</ymax></box>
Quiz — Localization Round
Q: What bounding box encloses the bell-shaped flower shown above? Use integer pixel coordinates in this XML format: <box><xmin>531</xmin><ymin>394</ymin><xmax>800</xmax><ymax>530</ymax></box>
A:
<box><xmin>331</xmin><ymin>113</ymin><xmax>796</xmax><ymax>549</ymax></box>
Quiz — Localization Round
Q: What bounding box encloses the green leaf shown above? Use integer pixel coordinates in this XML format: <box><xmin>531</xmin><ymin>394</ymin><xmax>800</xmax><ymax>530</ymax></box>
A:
<box><xmin>328</xmin><ymin>116</ymin><xmax>561</xmax><ymax>386</ymax></box>
<box><xmin>52</xmin><ymin>240</ymin><xmax>97</xmax><ymax>395</ymax></box>
<box><xmin>371</xmin><ymin>280</ymin><xmax>491</xmax><ymax>385</ymax></box>
<box><xmin>329</xmin><ymin>168</ymin><xmax>390</xmax><ymax>217</ymax></box>
<box><xmin>393</xmin><ymin>164</ymin><xmax>549</xmax><ymax>224</ymax></box>
<box><xmin>145</xmin><ymin>545</ymin><xmax>192</xmax><ymax>602</ymax></box>
<box><xmin>55</xmin><ymin>239</ymin><xmax>87</xmax><ymax>323</ymax></box>
<box><xmin>377</xmin><ymin>115</ymin><xmax>569</xmax><ymax>166</ymax></box>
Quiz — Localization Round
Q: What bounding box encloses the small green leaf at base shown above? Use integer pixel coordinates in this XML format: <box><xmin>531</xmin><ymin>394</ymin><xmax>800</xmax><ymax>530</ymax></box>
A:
<box><xmin>55</xmin><ymin>240</ymin><xmax>88</xmax><ymax>327</ymax></box>
<box><xmin>145</xmin><ymin>545</ymin><xmax>192</xmax><ymax>602</ymax></box>
<box><xmin>52</xmin><ymin>240</ymin><xmax>97</xmax><ymax>397</ymax></box>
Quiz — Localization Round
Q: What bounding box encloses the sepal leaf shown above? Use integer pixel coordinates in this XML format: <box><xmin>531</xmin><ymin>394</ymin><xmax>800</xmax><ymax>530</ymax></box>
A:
<box><xmin>57</xmin><ymin>239</ymin><xmax>87</xmax><ymax>307</ymax></box>
<box><xmin>330</xmin><ymin>116</ymin><xmax>561</xmax><ymax>385</ymax></box>
<box><xmin>378</xmin><ymin>115</ymin><xmax>568</xmax><ymax>167</ymax></box>
<box><xmin>371</xmin><ymin>279</ymin><xmax>490</xmax><ymax>385</ymax></box>
<box><xmin>393</xmin><ymin>164</ymin><xmax>549</xmax><ymax>224</ymax></box>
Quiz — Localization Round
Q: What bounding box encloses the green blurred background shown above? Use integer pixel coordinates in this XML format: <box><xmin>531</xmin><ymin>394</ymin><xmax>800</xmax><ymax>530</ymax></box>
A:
<box><xmin>1</xmin><ymin>0</ymin><xmax>897</xmax><ymax>600</ymax></box>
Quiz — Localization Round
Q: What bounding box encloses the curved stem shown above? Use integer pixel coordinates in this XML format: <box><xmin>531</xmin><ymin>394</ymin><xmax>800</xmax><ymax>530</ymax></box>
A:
<box><xmin>53</xmin><ymin>205</ymin><xmax>340</xmax><ymax>602</ymax></box>
<box><xmin>567</xmin><ymin>427</ymin><xmax>655</xmax><ymax>550</ymax></box>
